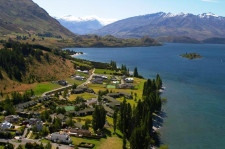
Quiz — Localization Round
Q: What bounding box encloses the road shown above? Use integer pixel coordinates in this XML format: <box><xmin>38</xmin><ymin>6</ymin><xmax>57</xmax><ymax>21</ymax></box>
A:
<box><xmin>78</xmin><ymin>68</ymin><xmax>95</xmax><ymax>87</ymax></box>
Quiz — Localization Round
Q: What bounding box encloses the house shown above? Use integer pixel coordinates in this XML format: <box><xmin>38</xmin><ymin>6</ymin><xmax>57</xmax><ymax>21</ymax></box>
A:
<box><xmin>71</xmin><ymin>88</ymin><xmax>84</xmax><ymax>94</ymax></box>
<box><xmin>69</xmin><ymin>129</ymin><xmax>91</xmax><ymax>137</ymax></box>
<box><xmin>92</xmin><ymin>78</ymin><xmax>103</xmax><ymax>84</ymax></box>
<box><xmin>28</xmin><ymin>118</ymin><xmax>42</xmax><ymax>125</ymax></box>
<box><xmin>107</xmin><ymin>93</ymin><xmax>121</xmax><ymax>98</ymax></box>
<box><xmin>117</xmin><ymin>84</ymin><xmax>134</xmax><ymax>89</ymax></box>
<box><xmin>74</xmin><ymin>122</ymin><xmax>83</xmax><ymax>129</ymax></box>
<box><xmin>1</xmin><ymin>121</ymin><xmax>12</xmax><ymax>130</ymax></box>
<box><xmin>93</xmin><ymin>75</ymin><xmax>108</xmax><ymax>80</ymax></box>
<box><xmin>75</xmin><ymin>75</ymin><xmax>85</xmax><ymax>81</ymax></box>
<box><xmin>83</xmin><ymin>70</ymin><xmax>89</xmax><ymax>74</ymax></box>
<box><xmin>50</xmin><ymin>133</ymin><xmax>72</xmax><ymax>144</ymax></box>
<box><xmin>58</xmin><ymin>80</ymin><xmax>68</xmax><ymax>86</ymax></box>
<box><xmin>5</xmin><ymin>115</ymin><xmax>20</xmax><ymax>123</ymax></box>
<box><xmin>125</xmin><ymin>78</ymin><xmax>134</xmax><ymax>83</ymax></box>
<box><xmin>86</xmin><ymin>98</ymin><xmax>98</xmax><ymax>106</ymax></box>
<box><xmin>77</xmin><ymin>108</ymin><xmax>95</xmax><ymax>117</ymax></box>
<box><xmin>56</xmin><ymin>114</ymin><xmax>67</xmax><ymax>122</ymax></box>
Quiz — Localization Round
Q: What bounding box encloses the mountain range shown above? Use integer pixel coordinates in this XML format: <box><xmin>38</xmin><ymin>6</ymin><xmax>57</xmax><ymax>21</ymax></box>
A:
<box><xmin>92</xmin><ymin>12</ymin><xmax>225</xmax><ymax>41</ymax></box>
<box><xmin>56</xmin><ymin>16</ymin><xmax>116</xmax><ymax>34</ymax></box>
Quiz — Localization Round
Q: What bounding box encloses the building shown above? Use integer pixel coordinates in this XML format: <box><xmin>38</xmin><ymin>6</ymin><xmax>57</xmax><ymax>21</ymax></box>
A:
<box><xmin>125</xmin><ymin>78</ymin><xmax>134</xmax><ymax>83</ymax></box>
<box><xmin>71</xmin><ymin>88</ymin><xmax>84</xmax><ymax>94</ymax></box>
<box><xmin>1</xmin><ymin>121</ymin><xmax>12</xmax><ymax>130</ymax></box>
<box><xmin>5</xmin><ymin>115</ymin><xmax>19</xmax><ymax>123</ymax></box>
<box><xmin>117</xmin><ymin>84</ymin><xmax>134</xmax><ymax>89</ymax></box>
<box><xmin>86</xmin><ymin>98</ymin><xmax>98</xmax><ymax>106</ymax></box>
<box><xmin>69</xmin><ymin>129</ymin><xmax>91</xmax><ymax>137</ymax></box>
<box><xmin>74</xmin><ymin>75</ymin><xmax>85</xmax><ymax>81</ymax></box>
<box><xmin>92</xmin><ymin>78</ymin><xmax>103</xmax><ymax>84</ymax></box>
<box><xmin>58</xmin><ymin>80</ymin><xmax>68</xmax><ymax>86</ymax></box>
<box><xmin>50</xmin><ymin>133</ymin><xmax>72</xmax><ymax>144</ymax></box>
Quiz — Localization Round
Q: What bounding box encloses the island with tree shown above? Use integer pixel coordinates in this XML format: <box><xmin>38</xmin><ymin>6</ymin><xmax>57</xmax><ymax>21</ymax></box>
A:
<box><xmin>180</xmin><ymin>53</ymin><xmax>202</xmax><ymax>59</ymax></box>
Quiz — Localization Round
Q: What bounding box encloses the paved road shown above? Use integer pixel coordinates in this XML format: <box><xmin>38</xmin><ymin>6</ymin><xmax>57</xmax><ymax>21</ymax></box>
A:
<box><xmin>78</xmin><ymin>68</ymin><xmax>95</xmax><ymax>87</ymax></box>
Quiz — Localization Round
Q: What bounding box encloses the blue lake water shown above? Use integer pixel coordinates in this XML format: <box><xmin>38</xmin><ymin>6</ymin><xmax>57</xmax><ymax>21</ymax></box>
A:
<box><xmin>69</xmin><ymin>43</ymin><xmax>225</xmax><ymax>149</ymax></box>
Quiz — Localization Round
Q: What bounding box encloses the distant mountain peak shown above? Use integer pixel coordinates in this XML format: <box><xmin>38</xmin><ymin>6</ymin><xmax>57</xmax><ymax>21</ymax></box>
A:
<box><xmin>56</xmin><ymin>15</ymin><xmax>117</xmax><ymax>25</ymax></box>
<box><xmin>93</xmin><ymin>12</ymin><xmax>225</xmax><ymax>40</ymax></box>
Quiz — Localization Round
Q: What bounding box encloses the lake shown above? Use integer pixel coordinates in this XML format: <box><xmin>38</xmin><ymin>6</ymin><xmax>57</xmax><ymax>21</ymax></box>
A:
<box><xmin>69</xmin><ymin>43</ymin><xmax>225</xmax><ymax>149</ymax></box>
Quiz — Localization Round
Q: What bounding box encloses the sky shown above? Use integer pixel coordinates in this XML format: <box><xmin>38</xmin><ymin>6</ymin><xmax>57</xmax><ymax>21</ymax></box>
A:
<box><xmin>32</xmin><ymin>0</ymin><xmax>225</xmax><ymax>20</ymax></box>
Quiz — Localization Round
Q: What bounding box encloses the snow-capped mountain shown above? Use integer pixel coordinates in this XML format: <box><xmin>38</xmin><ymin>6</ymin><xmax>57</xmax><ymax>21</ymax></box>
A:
<box><xmin>92</xmin><ymin>12</ymin><xmax>225</xmax><ymax>40</ymax></box>
<box><xmin>56</xmin><ymin>15</ymin><xmax>117</xmax><ymax>34</ymax></box>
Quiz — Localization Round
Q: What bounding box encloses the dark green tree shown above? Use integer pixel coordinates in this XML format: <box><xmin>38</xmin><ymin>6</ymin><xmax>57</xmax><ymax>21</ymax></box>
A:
<box><xmin>123</xmin><ymin>133</ymin><xmax>127</xmax><ymax>149</ymax></box>
<box><xmin>92</xmin><ymin>105</ymin><xmax>106</xmax><ymax>131</ymax></box>
<box><xmin>0</xmin><ymin>70</ymin><xmax>3</xmax><ymax>80</ymax></box>
<box><xmin>133</xmin><ymin>67</ymin><xmax>139</xmax><ymax>77</ymax></box>
<box><xmin>113</xmin><ymin>109</ymin><xmax>118</xmax><ymax>133</ymax></box>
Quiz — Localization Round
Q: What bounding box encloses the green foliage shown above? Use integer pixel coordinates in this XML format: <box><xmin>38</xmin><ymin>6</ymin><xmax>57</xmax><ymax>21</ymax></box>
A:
<box><xmin>17</xmin><ymin>145</ymin><xmax>23</xmax><ymax>149</ymax></box>
<box><xmin>0</xmin><ymin>70</ymin><xmax>3</xmax><ymax>80</ymax></box>
<box><xmin>160</xmin><ymin>145</ymin><xmax>169</xmax><ymax>149</ymax></box>
<box><xmin>0</xmin><ymin>40</ymin><xmax>47</xmax><ymax>81</ymax></box>
<box><xmin>66</xmin><ymin>117</ymin><xmax>75</xmax><ymax>127</ymax></box>
<box><xmin>45</xmin><ymin>142</ymin><xmax>52</xmax><ymax>149</ymax></box>
<box><xmin>25</xmin><ymin>143</ymin><xmax>44</xmax><ymax>149</ymax></box>
<box><xmin>72</xmin><ymin>83</ymin><xmax>77</xmax><ymax>89</ymax></box>
<box><xmin>0</xmin><ymin>131</ymin><xmax>14</xmax><ymax>139</ymax></box>
<box><xmin>40</xmin><ymin>110</ymin><xmax>52</xmax><ymax>122</ymax></box>
<box><xmin>40</xmin><ymin>126</ymin><xmax>50</xmax><ymax>137</ymax></box>
<box><xmin>110</xmin><ymin>60</ymin><xmax>117</xmax><ymax>70</ymax></box>
<box><xmin>123</xmin><ymin>133</ymin><xmax>127</xmax><ymax>149</ymax></box>
<box><xmin>129</xmin><ymin>127</ymin><xmax>150</xmax><ymax>149</ymax></box>
<box><xmin>4</xmin><ymin>142</ymin><xmax>14</xmax><ymax>149</ymax></box>
<box><xmin>133</xmin><ymin>67</ymin><xmax>139</xmax><ymax>77</ymax></box>
<box><xmin>92</xmin><ymin>105</ymin><xmax>106</xmax><ymax>131</ymax></box>
<box><xmin>49</xmin><ymin>118</ymin><xmax>62</xmax><ymax>133</ymax></box>
<box><xmin>113</xmin><ymin>109</ymin><xmax>118</xmax><ymax>133</ymax></box>
<box><xmin>156</xmin><ymin>74</ymin><xmax>162</xmax><ymax>90</ymax></box>
<box><xmin>181</xmin><ymin>53</ymin><xmax>202</xmax><ymax>59</ymax></box>
<box><xmin>56</xmin><ymin>107</ymin><xmax>66</xmax><ymax>114</ymax></box>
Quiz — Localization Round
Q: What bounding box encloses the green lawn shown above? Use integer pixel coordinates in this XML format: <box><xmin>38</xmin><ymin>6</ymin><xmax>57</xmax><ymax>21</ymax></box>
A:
<box><xmin>69</xmin><ymin>93</ymin><xmax>97</xmax><ymax>100</ymax></box>
<box><xmin>40</xmin><ymin>139</ymin><xmax>51</xmax><ymax>144</ymax></box>
<box><xmin>107</xmin><ymin>85</ymin><xmax>116</xmax><ymax>89</ymax></box>
<box><xmin>95</xmin><ymin>69</ymin><xmax>118</xmax><ymax>75</ymax></box>
<box><xmin>34</xmin><ymin>83</ymin><xmax>62</xmax><ymax>96</ymax></box>
<box><xmin>65</xmin><ymin>78</ymin><xmax>85</xmax><ymax>85</ymax></box>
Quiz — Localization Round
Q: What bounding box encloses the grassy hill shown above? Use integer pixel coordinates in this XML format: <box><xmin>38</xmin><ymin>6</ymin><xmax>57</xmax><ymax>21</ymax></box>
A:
<box><xmin>0</xmin><ymin>41</ymin><xmax>75</xmax><ymax>94</ymax></box>
<box><xmin>0</xmin><ymin>0</ymin><xmax>74</xmax><ymax>38</ymax></box>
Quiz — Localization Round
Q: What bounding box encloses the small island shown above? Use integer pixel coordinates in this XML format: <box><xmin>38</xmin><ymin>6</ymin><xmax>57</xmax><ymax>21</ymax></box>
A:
<box><xmin>180</xmin><ymin>53</ymin><xmax>202</xmax><ymax>60</ymax></box>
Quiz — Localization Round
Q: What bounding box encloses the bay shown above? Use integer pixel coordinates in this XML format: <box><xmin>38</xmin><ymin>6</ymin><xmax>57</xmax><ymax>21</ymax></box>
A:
<box><xmin>69</xmin><ymin>43</ymin><xmax>225</xmax><ymax>148</ymax></box>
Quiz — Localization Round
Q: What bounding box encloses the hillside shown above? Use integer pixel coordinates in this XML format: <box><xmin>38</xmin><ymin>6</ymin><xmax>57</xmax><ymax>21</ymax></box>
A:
<box><xmin>92</xmin><ymin>12</ymin><xmax>225</xmax><ymax>40</ymax></box>
<box><xmin>0</xmin><ymin>0</ymin><xmax>74</xmax><ymax>38</ymax></box>
<box><xmin>0</xmin><ymin>41</ymin><xmax>75</xmax><ymax>94</ymax></box>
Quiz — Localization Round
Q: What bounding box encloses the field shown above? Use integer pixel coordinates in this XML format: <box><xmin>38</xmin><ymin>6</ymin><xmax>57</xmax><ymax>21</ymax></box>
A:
<box><xmin>95</xmin><ymin>69</ymin><xmax>118</xmax><ymax>75</ymax></box>
<box><xmin>69</xmin><ymin>93</ymin><xmax>97</xmax><ymax>100</ymax></box>
<box><xmin>33</xmin><ymin>83</ymin><xmax>62</xmax><ymax>96</ymax></box>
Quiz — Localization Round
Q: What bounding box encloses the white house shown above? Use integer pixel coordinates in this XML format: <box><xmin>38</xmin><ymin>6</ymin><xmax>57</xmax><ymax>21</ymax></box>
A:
<box><xmin>1</xmin><ymin>121</ymin><xmax>12</xmax><ymax>130</ymax></box>
<box><xmin>125</xmin><ymin>78</ymin><xmax>134</xmax><ymax>83</ymax></box>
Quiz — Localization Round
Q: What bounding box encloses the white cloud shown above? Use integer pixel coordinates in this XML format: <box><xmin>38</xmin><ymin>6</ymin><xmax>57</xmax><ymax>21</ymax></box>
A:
<box><xmin>57</xmin><ymin>15</ymin><xmax>117</xmax><ymax>25</ymax></box>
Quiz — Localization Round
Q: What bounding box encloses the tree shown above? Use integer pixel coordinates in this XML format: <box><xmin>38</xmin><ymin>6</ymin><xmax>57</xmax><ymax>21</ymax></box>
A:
<box><xmin>4</xmin><ymin>143</ymin><xmax>13</xmax><ymax>149</ymax></box>
<box><xmin>72</xmin><ymin>83</ymin><xmax>77</xmax><ymax>89</ymax></box>
<box><xmin>0</xmin><ymin>70</ymin><xmax>3</xmax><ymax>80</ymax></box>
<box><xmin>63</xmin><ymin>89</ymin><xmax>68</xmax><ymax>98</ymax></box>
<box><xmin>133</xmin><ymin>67</ymin><xmax>139</xmax><ymax>77</ymax></box>
<box><xmin>113</xmin><ymin>109</ymin><xmax>118</xmax><ymax>133</ymax></box>
<box><xmin>92</xmin><ymin>105</ymin><xmax>106</xmax><ymax>131</ymax></box>
<box><xmin>45</xmin><ymin>142</ymin><xmax>52</xmax><ymax>149</ymax></box>
<box><xmin>123</xmin><ymin>133</ymin><xmax>127</xmax><ymax>149</ymax></box>
<box><xmin>130</xmin><ymin>127</ymin><xmax>149</xmax><ymax>149</ymax></box>
<box><xmin>41</xmin><ymin>126</ymin><xmax>50</xmax><ymax>136</ymax></box>
<box><xmin>17</xmin><ymin>145</ymin><xmax>23</xmax><ymax>149</ymax></box>
<box><xmin>156</xmin><ymin>74</ymin><xmax>162</xmax><ymax>90</ymax></box>
<box><xmin>66</xmin><ymin>117</ymin><xmax>74</xmax><ymax>127</ymax></box>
